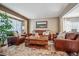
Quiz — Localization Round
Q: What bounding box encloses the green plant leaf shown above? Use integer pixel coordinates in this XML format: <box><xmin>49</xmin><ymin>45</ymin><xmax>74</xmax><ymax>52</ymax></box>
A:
<box><xmin>0</xmin><ymin>12</ymin><xmax>13</xmax><ymax>45</ymax></box>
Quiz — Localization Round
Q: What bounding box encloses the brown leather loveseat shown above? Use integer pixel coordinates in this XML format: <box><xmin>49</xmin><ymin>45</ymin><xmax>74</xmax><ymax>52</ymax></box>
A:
<box><xmin>54</xmin><ymin>33</ymin><xmax>79</xmax><ymax>55</ymax></box>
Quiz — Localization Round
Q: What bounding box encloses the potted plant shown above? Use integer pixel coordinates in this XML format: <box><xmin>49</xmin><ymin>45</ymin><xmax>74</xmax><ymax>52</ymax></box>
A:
<box><xmin>0</xmin><ymin>12</ymin><xmax>12</xmax><ymax>47</ymax></box>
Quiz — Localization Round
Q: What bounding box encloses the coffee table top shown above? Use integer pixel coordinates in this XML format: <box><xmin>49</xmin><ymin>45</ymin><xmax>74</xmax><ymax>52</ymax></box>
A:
<box><xmin>26</xmin><ymin>35</ymin><xmax>48</xmax><ymax>40</ymax></box>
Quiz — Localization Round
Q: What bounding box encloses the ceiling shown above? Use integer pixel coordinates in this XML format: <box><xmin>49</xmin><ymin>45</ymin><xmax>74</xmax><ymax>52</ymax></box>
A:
<box><xmin>63</xmin><ymin>4</ymin><xmax>79</xmax><ymax>18</ymax></box>
<box><xmin>2</xmin><ymin>3</ymin><xmax>68</xmax><ymax>19</ymax></box>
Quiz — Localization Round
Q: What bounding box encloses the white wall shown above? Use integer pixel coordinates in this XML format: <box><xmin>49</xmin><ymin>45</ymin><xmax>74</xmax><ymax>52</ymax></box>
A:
<box><xmin>29</xmin><ymin>17</ymin><xmax>59</xmax><ymax>33</ymax></box>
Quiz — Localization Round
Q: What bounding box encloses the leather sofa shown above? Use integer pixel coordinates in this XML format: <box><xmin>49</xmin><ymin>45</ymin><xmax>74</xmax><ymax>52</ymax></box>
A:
<box><xmin>54</xmin><ymin>33</ymin><xmax>79</xmax><ymax>54</ymax></box>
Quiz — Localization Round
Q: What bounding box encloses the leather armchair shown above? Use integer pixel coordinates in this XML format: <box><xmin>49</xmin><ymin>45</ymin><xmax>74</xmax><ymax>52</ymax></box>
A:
<box><xmin>7</xmin><ymin>36</ymin><xmax>25</xmax><ymax>46</ymax></box>
<box><xmin>50</xmin><ymin>33</ymin><xmax>57</xmax><ymax>41</ymax></box>
<box><xmin>7</xmin><ymin>36</ymin><xmax>18</xmax><ymax>46</ymax></box>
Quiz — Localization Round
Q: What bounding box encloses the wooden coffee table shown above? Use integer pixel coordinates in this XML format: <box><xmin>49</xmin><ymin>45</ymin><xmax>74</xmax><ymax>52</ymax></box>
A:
<box><xmin>25</xmin><ymin>36</ymin><xmax>48</xmax><ymax>49</ymax></box>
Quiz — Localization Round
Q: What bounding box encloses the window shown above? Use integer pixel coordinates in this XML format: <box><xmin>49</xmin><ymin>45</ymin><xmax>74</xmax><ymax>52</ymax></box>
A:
<box><xmin>0</xmin><ymin>17</ymin><xmax>23</xmax><ymax>33</ymax></box>
<box><xmin>63</xmin><ymin>18</ymin><xmax>79</xmax><ymax>32</ymax></box>
<box><xmin>10</xmin><ymin>18</ymin><xmax>23</xmax><ymax>33</ymax></box>
<box><xmin>0</xmin><ymin>12</ymin><xmax>23</xmax><ymax>33</ymax></box>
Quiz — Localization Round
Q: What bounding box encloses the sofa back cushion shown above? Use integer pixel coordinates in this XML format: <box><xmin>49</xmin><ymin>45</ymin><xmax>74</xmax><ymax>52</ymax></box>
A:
<box><xmin>65</xmin><ymin>33</ymin><xmax>77</xmax><ymax>40</ymax></box>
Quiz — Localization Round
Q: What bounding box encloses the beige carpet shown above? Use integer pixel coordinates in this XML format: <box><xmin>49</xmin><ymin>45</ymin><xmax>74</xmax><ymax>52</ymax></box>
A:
<box><xmin>1</xmin><ymin>41</ymin><xmax>68</xmax><ymax>56</ymax></box>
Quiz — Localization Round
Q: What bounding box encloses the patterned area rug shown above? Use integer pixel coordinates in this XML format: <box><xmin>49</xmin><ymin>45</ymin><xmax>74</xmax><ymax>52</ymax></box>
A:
<box><xmin>1</xmin><ymin>41</ymin><xmax>68</xmax><ymax>56</ymax></box>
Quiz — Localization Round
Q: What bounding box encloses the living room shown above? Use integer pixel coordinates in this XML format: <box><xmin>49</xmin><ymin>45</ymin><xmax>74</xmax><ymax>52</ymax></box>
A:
<box><xmin>0</xmin><ymin>3</ymin><xmax>79</xmax><ymax>56</ymax></box>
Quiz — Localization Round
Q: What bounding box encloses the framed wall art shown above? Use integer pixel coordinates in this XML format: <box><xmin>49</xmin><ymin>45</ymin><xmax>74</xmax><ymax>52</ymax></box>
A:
<box><xmin>36</xmin><ymin>21</ymin><xmax>48</xmax><ymax>28</ymax></box>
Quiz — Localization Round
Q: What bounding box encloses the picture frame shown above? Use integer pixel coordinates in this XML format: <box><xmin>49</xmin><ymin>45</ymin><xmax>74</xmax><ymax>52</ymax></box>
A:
<box><xmin>36</xmin><ymin>21</ymin><xmax>48</xmax><ymax>28</ymax></box>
